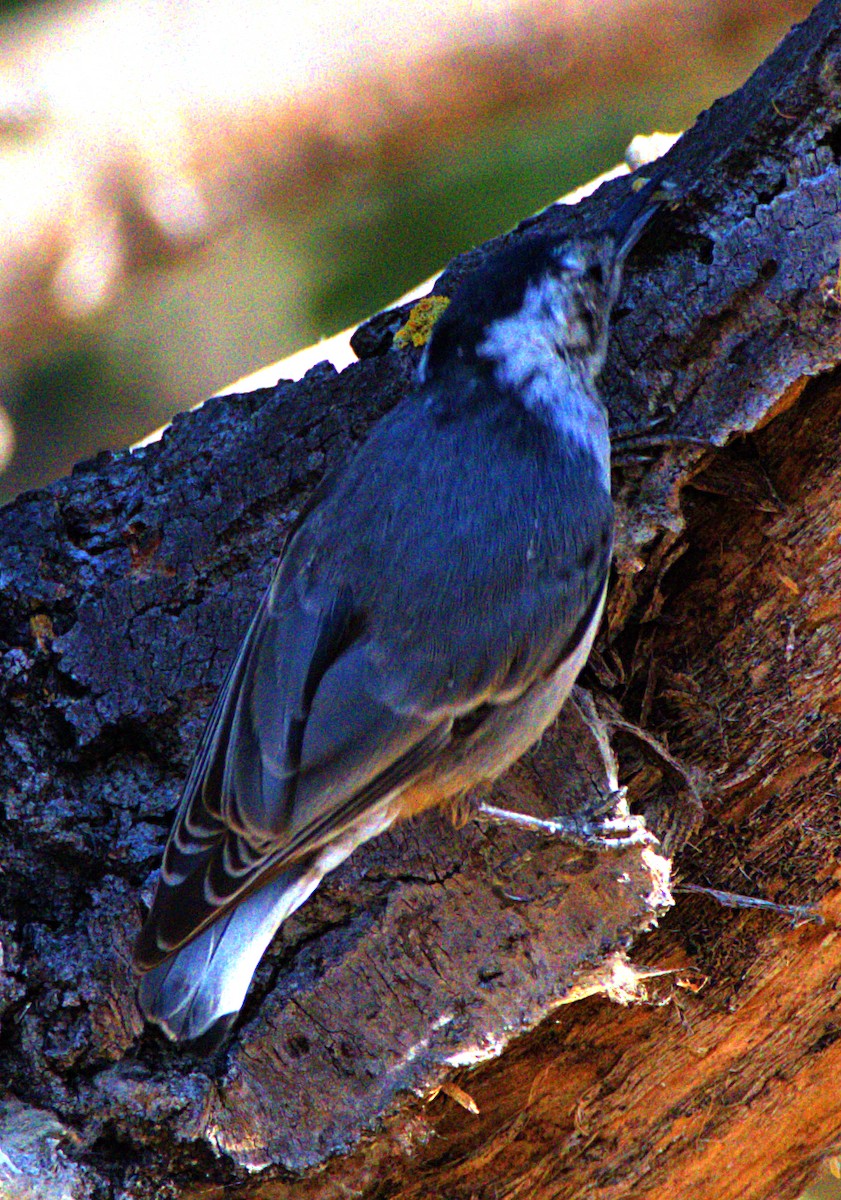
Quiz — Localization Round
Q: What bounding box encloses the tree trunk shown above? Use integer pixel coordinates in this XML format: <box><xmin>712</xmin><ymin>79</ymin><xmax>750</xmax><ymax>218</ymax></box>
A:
<box><xmin>2</xmin><ymin>2</ymin><xmax>841</xmax><ymax>1196</ymax></box>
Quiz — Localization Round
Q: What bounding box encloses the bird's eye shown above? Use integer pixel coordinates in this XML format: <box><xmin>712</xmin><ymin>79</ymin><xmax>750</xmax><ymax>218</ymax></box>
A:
<box><xmin>552</xmin><ymin>244</ymin><xmax>585</xmax><ymax>273</ymax></box>
<box><xmin>585</xmin><ymin>261</ymin><xmax>604</xmax><ymax>284</ymax></box>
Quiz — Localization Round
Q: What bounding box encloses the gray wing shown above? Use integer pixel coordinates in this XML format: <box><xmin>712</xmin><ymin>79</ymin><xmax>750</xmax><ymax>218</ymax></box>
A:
<box><xmin>135</xmin><ymin>569</ymin><xmax>452</xmax><ymax>969</ymax></box>
<box><xmin>136</xmin><ymin>401</ymin><xmax>612</xmax><ymax>971</ymax></box>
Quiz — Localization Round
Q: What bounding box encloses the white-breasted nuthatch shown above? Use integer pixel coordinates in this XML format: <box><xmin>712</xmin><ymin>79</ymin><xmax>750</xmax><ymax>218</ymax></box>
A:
<box><xmin>135</xmin><ymin>175</ymin><xmax>671</xmax><ymax>1045</ymax></box>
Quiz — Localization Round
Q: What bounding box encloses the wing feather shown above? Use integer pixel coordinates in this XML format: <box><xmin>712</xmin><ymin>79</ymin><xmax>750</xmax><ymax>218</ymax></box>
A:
<box><xmin>135</xmin><ymin>578</ymin><xmax>449</xmax><ymax>968</ymax></box>
<box><xmin>136</xmin><ymin>402</ymin><xmax>614</xmax><ymax>975</ymax></box>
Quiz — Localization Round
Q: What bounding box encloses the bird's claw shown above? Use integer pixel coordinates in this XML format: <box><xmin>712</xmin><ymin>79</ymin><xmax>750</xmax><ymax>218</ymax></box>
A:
<box><xmin>565</xmin><ymin>810</ymin><xmax>658</xmax><ymax>850</ymax></box>
<box><xmin>474</xmin><ymin>797</ymin><xmax>656</xmax><ymax>851</ymax></box>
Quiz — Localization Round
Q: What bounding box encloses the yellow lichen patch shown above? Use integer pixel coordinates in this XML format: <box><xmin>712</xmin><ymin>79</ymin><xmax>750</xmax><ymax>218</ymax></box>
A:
<box><xmin>30</xmin><ymin>613</ymin><xmax>54</xmax><ymax>651</ymax></box>
<box><xmin>393</xmin><ymin>295</ymin><xmax>451</xmax><ymax>349</ymax></box>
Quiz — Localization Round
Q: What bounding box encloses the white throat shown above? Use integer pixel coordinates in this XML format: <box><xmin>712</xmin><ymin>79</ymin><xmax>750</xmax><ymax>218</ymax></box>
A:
<box><xmin>476</xmin><ymin>275</ymin><xmax>611</xmax><ymax>489</ymax></box>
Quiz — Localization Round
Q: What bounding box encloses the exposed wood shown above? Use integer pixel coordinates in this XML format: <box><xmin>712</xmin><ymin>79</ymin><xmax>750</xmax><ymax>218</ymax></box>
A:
<box><xmin>316</xmin><ymin>369</ymin><xmax>841</xmax><ymax>1200</ymax></box>
<box><xmin>1</xmin><ymin>1</ymin><xmax>841</xmax><ymax>1196</ymax></box>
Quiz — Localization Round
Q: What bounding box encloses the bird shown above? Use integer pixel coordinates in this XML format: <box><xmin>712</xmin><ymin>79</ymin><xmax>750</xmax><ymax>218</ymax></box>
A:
<box><xmin>134</xmin><ymin>174</ymin><xmax>671</xmax><ymax>1045</ymax></box>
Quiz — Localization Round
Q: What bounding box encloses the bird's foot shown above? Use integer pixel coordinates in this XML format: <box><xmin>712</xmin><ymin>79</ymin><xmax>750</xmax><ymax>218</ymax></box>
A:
<box><xmin>474</xmin><ymin>793</ymin><xmax>656</xmax><ymax>852</ymax></box>
<box><xmin>589</xmin><ymin>705</ymin><xmax>707</xmax><ymax>857</ymax></box>
<box><xmin>610</xmin><ymin>416</ymin><xmax>713</xmax><ymax>467</ymax></box>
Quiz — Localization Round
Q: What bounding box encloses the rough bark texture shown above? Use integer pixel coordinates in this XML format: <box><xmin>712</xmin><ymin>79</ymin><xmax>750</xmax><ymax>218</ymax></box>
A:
<box><xmin>2</xmin><ymin>1</ymin><xmax>841</xmax><ymax>1196</ymax></box>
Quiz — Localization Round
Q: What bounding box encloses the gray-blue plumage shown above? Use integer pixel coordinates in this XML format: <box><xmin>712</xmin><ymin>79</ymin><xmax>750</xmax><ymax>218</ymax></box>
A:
<box><xmin>135</xmin><ymin>178</ymin><xmax>667</xmax><ymax>1043</ymax></box>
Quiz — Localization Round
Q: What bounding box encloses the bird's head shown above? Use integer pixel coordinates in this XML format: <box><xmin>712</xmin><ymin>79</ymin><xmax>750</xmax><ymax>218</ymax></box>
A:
<box><xmin>420</xmin><ymin>175</ymin><xmax>673</xmax><ymax>398</ymax></box>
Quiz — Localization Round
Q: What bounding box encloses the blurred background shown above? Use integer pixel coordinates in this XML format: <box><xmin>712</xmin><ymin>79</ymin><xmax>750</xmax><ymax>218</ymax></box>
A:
<box><xmin>0</xmin><ymin>0</ymin><xmax>817</xmax><ymax>505</ymax></box>
<box><xmin>0</xmin><ymin>0</ymin><xmax>839</xmax><ymax>1194</ymax></box>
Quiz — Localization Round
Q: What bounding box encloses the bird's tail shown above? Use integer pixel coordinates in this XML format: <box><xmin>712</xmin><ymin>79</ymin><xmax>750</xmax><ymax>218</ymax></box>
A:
<box><xmin>137</xmin><ymin>863</ymin><xmax>320</xmax><ymax>1045</ymax></box>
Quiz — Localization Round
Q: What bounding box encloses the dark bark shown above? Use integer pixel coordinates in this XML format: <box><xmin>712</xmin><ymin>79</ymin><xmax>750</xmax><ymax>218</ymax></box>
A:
<box><xmin>2</xmin><ymin>2</ymin><xmax>841</xmax><ymax>1195</ymax></box>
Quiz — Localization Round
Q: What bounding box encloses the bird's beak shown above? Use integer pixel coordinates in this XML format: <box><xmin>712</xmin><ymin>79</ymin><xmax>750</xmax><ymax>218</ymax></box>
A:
<box><xmin>607</xmin><ymin>173</ymin><xmax>679</xmax><ymax>265</ymax></box>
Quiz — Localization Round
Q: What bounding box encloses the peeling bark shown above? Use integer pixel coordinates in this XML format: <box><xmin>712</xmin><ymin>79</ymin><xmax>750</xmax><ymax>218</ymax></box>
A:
<box><xmin>2</xmin><ymin>1</ymin><xmax>841</xmax><ymax>1196</ymax></box>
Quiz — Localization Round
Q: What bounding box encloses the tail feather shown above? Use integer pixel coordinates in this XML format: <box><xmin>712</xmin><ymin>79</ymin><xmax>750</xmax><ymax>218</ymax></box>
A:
<box><xmin>137</xmin><ymin>864</ymin><xmax>321</xmax><ymax>1043</ymax></box>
